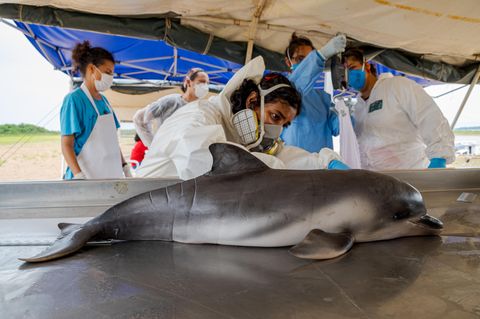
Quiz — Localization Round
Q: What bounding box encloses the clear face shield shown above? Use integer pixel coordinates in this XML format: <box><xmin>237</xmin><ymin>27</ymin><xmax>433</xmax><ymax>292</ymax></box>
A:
<box><xmin>232</xmin><ymin>83</ymin><xmax>291</xmax><ymax>155</ymax></box>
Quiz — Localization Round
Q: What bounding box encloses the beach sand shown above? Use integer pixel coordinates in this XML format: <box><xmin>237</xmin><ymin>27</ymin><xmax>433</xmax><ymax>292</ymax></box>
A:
<box><xmin>0</xmin><ymin>135</ymin><xmax>134</xmax><ymax>181</ymax></box>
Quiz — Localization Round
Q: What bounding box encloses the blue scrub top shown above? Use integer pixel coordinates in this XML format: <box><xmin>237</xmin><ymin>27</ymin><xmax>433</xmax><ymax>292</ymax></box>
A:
<box><xmin>281</xmin><ymin>50</ymin><xmax>339</xmax><ymax>153</ymax></box>
<box><xmin>60</xmin><ymin>87</ymin><xmax>120</xmax><ymax>179</ymax></box>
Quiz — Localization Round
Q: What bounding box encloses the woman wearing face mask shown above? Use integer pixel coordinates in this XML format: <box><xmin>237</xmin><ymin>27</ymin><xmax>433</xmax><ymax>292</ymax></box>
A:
<box><xmin>136</xmin><ymin>56</ymin><xmax>348</xmax><ymax>180</ymax></box>
<box><xmin>133</xmin><ymin>68</ymin><xmax>210</xmax><ymax>147</ymax></box>
<box><xmin>60</xmin><ymin>41</ymin><xmax>129</xmax><ymax>180</ymax></box>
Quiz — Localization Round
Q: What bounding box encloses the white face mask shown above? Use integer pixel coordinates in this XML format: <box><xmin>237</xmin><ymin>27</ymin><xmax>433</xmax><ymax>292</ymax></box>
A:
<box><xmin>93</xmin><ymin>66</ymin><xmax>114</xmax><ymax>92</ymax></box>
<box><xmin>232</xmin><ymin>83</ymin><xmax>291</xmax><ymax>152</ymax></box>
<box><xmin>194</xmin><ymin>83</ymin><xmax>209</xmax><ymax>99</ymax></box>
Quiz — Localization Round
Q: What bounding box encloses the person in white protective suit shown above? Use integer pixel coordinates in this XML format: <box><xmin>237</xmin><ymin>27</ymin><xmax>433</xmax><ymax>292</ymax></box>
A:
<box><xmin>133</xmin><ymin>68</ymin><xmax>209</xmax><ymax>147</ymax></box>
<box><xmin>136</xmin><ymin>56</ymin><xmax>349</xmax><ymax>180</ymax></box>
<box><xmin>342</xmin><ymin>48</ymin><xmax>455</xmax><ymax>170</ymax></box>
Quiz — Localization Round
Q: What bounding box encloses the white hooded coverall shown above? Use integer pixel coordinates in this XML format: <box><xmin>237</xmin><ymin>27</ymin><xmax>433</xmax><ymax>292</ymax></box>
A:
<box><xmin>136</xmin><ymin>56</ymin><xmax>342</xmax><ymax>180</ymax></box>
<box><xmin>353</xmin><ymin>74</ymin><xmax>455</xmax><ymax>170</ymax></box>
<box><xmin>133</xmin><ymin>94</ymin><xmax>188</xmax><ymax>147</ymax></box>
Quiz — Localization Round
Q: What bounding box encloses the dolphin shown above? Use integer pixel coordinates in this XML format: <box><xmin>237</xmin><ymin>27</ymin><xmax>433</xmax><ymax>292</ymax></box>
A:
<box><xmin>20</xmin><ymin>143</ymin><xmax>443</xmax><ymax>263</ymax></box>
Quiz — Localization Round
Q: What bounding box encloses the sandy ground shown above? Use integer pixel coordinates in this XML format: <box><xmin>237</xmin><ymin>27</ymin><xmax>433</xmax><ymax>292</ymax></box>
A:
<box><xmin>0</xmin><ymin>135</ymin><xmax>135</xmax><ymax>181</ymax></box>
<box><xmin>0</xmin><ymin>134</ymin><xmax>479</xmax><ymax>181</ymax></box>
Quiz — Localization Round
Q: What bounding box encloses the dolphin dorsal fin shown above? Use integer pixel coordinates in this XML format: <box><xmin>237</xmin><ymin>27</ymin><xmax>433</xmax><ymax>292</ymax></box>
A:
<box><xmin>208</xmin><ymin>143</ymin><xmax>269</xmax><ymax>176</ymax></box>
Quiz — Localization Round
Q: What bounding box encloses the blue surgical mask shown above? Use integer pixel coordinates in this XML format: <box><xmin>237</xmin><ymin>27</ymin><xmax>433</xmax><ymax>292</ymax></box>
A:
<box><xmin>286</xmin><ymin>49</ymin><xmax>299</xmax><ymax>72</ymax></box>
<box><xmin>347</xmin><ymin>69</ymin><xmax>366</xmax><ymax>91</ymax></box>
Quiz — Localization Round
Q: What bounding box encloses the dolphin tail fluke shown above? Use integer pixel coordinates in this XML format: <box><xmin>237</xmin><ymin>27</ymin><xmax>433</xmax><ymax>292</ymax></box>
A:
<box><xmin>289</xmin><ymin>229</ymin><xmax>354</xmax><ymax>260</ymax></box>
<box><xmin>19</xmin><ymin>224</ymin><xmax>98</xmax><ymax>263</ymax></box>
<box><xmin>58</xmin><ymin>222</ymin><xmax>82</xmax><ymax>237</ymax></box>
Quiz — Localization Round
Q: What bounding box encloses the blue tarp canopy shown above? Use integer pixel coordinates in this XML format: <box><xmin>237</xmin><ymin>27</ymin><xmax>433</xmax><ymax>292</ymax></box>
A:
<box><xmin>14</xmin><ymin>21</ymin><xmax>242</xmax><ymax>86</ymax></box>
<box><xmin>11</xmin><ymin>20</ymin><xmax>437</xmax><ymax>90</ymax></box>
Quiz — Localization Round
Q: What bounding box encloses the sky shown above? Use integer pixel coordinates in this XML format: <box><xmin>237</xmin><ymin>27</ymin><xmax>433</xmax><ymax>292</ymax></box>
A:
<box><xmin>0</xmin><ymin>21</ymin><xmax>479</xmax><ymax>131</ymax></box>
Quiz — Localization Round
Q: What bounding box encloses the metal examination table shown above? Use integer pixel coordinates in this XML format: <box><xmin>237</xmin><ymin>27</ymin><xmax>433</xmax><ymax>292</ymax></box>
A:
<box><xmin>1</xmin><ymin>169</ymin><xmax>479</xmax><ymax>318</ymax></box>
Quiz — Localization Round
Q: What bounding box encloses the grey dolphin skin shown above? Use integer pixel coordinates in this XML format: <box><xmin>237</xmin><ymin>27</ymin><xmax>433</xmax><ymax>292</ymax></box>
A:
<box><xmin>20</xmin><ymin>143</ymin><xmax>443</xmax><ymax>263</ymax></box>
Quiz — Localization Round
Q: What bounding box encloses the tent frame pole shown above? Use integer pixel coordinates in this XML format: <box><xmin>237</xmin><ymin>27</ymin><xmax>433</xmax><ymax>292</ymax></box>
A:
<box><xmin>117</xmin><ymin>62</ymin><xmax>171</xmax><ymax>76</ymax></box>
<box><xmin>23</xmin><ymin>24</ymin><xmax>57</xmax><ymax>69</ymax></box>
<box><xmin>1</xmin><ymin>19</ymin><xmax>74</xmax><ymax>81</ymax></box>
<box><xmin>123</xmin><ymin>56</ymin><xmax>173</xmax><ymax>64</ymax></box>
<box><xmin>451</xmin><ymin>63</ymin><xmax>480</xmax><ymax>129</ymax></box>
<box><xmin>173</xmin><ymin>47</ymin><xmax>178</xmax><ymax>76</ymax></box>
<box><xmin>245</xmin><ymin>0</ymin><xmax>266</xmax><ymax>64</ymax></box>
<box><xmin>179</xmin><ymin>56</ymin><xmax>233</xmax><ymax>72</ymax></box>
<box><xmin>1</xmin><ymin>19</ymin><xmax>58</xmax><ymax>52</ymax></box>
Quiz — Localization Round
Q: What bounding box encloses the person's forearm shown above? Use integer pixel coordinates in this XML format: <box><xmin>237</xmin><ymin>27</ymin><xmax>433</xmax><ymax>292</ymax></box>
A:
<box><xmin>61</xmin><ymin>136</ymin><xmax>81</xmax><ymax>175</ymax></box>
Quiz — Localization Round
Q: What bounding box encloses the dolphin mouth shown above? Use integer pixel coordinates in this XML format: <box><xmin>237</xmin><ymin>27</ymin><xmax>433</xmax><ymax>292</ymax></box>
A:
<box><xmin>410</xmin><ymin>214</ymin><xmax>444</xmax><ymax>230</ymax></box>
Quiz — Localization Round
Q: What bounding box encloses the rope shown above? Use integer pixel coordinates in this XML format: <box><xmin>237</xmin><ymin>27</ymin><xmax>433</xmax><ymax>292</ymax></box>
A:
<box><xmin>0</xmin><ymin>105</ymin><xmax>60</xmax><ymax>164</ymax></box>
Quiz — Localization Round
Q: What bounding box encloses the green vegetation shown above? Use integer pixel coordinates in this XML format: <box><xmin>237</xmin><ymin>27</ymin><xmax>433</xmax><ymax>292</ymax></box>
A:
<box><xmin>454</xmin><ymin>130</ymin><xmax>480</xmax><ymax>135</ymax></box>
<box><xmin>0</xmin><ymin>124</ymin><xmax>59</xmax><ymax>145</ymax></box>
<box><xmin>0</xmin><ymin>123</ymin><xmax>59</xmax><ymax>135</ymax></box>
<box><xmin>0</xmin><ymin>134</ymin><xmax>60</xmax><ymax>145</ymax></box>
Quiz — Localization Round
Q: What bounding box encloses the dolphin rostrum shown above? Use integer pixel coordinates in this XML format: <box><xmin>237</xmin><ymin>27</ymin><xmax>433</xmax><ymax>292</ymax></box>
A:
<box><xmin>20</xmin><ymin>143</ymin><xmax>443</xmax><ymax>263</ymax></box>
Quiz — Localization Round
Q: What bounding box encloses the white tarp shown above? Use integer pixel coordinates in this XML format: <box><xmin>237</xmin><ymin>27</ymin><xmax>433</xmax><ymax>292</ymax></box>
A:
<box><xmin>2</xmin><ymin>0</ymin><xmax>480</xmax><ymax>65</ymax></box>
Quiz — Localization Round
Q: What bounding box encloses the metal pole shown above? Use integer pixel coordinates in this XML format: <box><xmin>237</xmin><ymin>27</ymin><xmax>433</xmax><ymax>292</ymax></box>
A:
<box><xmin>432</xmin><ymin>84</ymin><xmax>468</xmax><ymax>99</ymax></box>
<box><xmin>118</xmin><ymin>62</ymin><xmax>170</xmax><ymax>76</ymax></box>
<box><xmin>24</xmin><ymin>24</ymin><xmax>57</xmax><ymax>69</ymax></box>
<box><xmin>173</xmin><ymin>47</ymin><xmax>178</xmax><ymax>77</ymax></box>
<box><xmin>451</xmin><ymin>64</ymin><xmax>480</xmax><ymax>129</ymax></box>
<box><xmin>245</xmin><ymin>0</ymin><xmax>267</xmax><ymax>64</ymax></box>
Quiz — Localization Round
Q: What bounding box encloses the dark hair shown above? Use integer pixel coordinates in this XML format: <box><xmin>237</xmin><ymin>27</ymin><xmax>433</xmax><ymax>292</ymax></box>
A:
<box><xmin>181</xmin><ymin>68</ymin><xmax>206</xmax><ymax>92</ymax></box>
<box><xmin>134</xmin><ymin>133</ymin><xmax>140</xmax><ymax>142</ymax></box>
<box><xmin>285</xmin><ymin>32</ymin><xmax>315</xmax><ymax>60</ymax></box>
<box><xmin>230</xmin><ymin>73</ymin><xmax>302</xmax><ymax>117</ymax></box>
<box><xmin>72</xmin><ymin>41</ymin><xmax>115</xmax><ymax>76</ymax></box>
<box><xmin>342</xmin><ymin>48</ymin><xmax>377</xmax><ymax>76</ymax></box>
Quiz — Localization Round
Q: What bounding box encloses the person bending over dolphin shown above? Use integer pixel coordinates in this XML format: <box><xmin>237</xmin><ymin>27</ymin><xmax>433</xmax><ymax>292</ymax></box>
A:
<box><xmin>136</xmin><ymin>56</ymin><xmax>349</xmax><ymax>179</ymax></box>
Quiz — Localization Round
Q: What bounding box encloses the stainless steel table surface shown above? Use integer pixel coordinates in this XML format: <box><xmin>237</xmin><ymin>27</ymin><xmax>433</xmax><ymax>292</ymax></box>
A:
<box><xmin>1</xmin><ymin>189</ymin><xmax>479</xmax><ymax>319</ymax></box>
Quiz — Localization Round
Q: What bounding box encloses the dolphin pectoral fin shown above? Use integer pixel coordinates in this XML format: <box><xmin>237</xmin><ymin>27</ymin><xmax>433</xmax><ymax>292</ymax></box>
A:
<box><xmin>289</xmin><ymin>229</ymin><xmax>354</xmax><ymax>260</ymax></box>
<box><xmin>19</xmin><ymin>226</ymin><xmax>97</xmax><ymax>263</ymax></box>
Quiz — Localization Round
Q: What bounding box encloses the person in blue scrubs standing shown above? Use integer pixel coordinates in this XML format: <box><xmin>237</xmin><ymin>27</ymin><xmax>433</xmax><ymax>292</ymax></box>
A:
<box><xmin>60</xmin><ymin>41</ymin><xmax>130</xmax><ymax>179</ymax></box>
<box><xmin>281</xmin><ymin>33</ymin><xmax>347</xmax><ymax>154</ymax></box>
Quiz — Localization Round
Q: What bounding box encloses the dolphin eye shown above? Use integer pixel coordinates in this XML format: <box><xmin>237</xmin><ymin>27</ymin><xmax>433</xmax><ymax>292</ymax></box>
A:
<box><xmin>393</xmin><ymin>211</ymin><xmax>411</xmax><ymax>220</ymax></box>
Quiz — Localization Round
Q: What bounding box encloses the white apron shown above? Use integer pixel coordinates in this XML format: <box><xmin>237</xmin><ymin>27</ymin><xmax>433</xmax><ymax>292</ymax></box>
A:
<box><xmin>77</xmin><ymin>84</ymin><xmax>124</xmax><ymax>179</ymax></box>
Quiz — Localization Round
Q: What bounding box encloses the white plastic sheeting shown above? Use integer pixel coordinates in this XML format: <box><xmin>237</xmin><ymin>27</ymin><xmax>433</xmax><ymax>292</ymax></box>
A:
<box><xmin>2</xmin><ymin>0</ymin><xmax>480</xmax><ymax>65</ymax></box>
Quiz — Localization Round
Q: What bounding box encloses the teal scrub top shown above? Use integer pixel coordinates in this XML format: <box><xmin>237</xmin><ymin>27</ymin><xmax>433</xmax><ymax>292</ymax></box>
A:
<box><xmin>60</xmin><ymin>88</ymin><xmax>120</xmax><ymax>179</ymax></box>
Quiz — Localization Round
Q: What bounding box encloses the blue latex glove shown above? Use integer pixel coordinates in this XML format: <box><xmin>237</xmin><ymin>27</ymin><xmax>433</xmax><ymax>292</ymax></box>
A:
<box><xmin>428</xmin><ymin>158</ymin><xmax>446</xmax><ymax>169</ymax></box>
<box><xmin>328</xmin><ymin>159</ymin><xmax>350</xmax><ymax>170</ymax></box>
